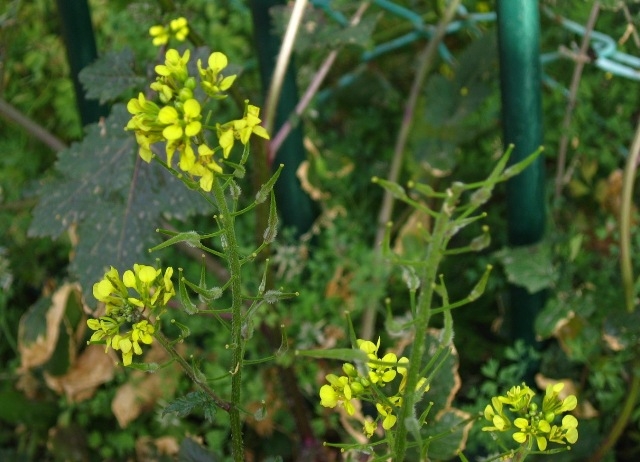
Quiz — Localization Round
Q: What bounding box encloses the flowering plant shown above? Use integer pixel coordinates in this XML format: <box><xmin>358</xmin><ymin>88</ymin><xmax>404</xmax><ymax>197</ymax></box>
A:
<box><xmin>80</xmin><ymin>15</ymin><xmax>578</xmax><ymax>462</ymax></box>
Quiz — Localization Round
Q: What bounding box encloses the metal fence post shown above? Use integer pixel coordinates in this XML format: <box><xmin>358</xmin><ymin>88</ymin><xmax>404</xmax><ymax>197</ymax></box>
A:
<box><xmin>55</xmin><ymin>0</ymin><xmax>107</xmax><ymax>126</ymax></box>
<box><xmin>496</xmin><ymin>1</ymin><xmax>546</xmax><ymax>351</ymax></box>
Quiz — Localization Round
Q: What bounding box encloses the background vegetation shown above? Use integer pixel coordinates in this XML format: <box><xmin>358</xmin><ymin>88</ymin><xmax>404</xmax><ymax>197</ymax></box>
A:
<box><xmin>2</xmin><ymin>0</ymin><xmax>640</xmax><ymax>460</ymax></box>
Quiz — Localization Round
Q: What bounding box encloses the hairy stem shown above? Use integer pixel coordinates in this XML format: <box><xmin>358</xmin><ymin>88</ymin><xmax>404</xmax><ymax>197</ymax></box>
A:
<box><xmin>211</xmin><ymin>176</ymin><xmax>246</xmax><ymax>462</ymax></box>
<box><xmin>392</xmin><ymin>185</ymin><xmax>461</xmax><ymax>459</ymax></box>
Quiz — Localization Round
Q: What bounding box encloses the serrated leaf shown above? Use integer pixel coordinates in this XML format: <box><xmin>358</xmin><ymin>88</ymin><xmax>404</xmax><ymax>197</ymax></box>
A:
<box><xmin>28</xmin><ymin>104</ymin><xmax>209</xmax><ymax>301</ymax></box>
<box><xmin>79</xmin><ymin>48</ymin><xmax>145</xmax><ymax>104</ymax></box>
<box><xmin>494</xmin><ymin>244</ymin><xmax>557</xmax><ymax>294</ymax></box>
<box><xmin>163</xmin><ymin>391</ymin><xmax>217</xmax><ymax>423</ymax></box>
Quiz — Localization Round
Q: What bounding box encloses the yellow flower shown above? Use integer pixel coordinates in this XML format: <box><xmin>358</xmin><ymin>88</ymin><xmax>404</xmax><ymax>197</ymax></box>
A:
<box><xmin>363</xmin><ymin>417</ymin><xmax>377</xmax><ymax>438</ymax></box>
<box><xmin>563</xmin><ymin>415</ymin><xmax>579</xmax><ymax>444</ymax></box>
<box><xmin>375</xmin><ymin>402</ymin><xmax>397</xmax><ymax>430</ymax></box>
<box><xmin>149</xmin><ymin>25</ymin><xmax>170</xmax><ymax>46</ymax></box>
<box><xmin>216</xmin><ymin>102</ymin><xmax>269</xmax><ymax>158</ymax></box>
<box><xmin>319</xmin><ymin>374</ymin><xmax>357</xmax><ymax>416</ymax></box>
<box><xmin>149</xmin><ymin>17</ymin><xmax>189</xmax><ymax>47</ymax></box>
<box><xmin>197</xmin><ymin>51</ymin><xmax>237</xmax><ymax>99</ymax></box>
<box><xmin>169</xmin><ymin>17</ymin><xmax>189</xmax><ymax>41</ymax></box>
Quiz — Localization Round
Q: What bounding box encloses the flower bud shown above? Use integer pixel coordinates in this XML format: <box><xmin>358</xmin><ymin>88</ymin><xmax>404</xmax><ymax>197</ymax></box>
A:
<box><xmin>343</xmin><ymin>363</ymin><xmax>357</xmax><ymax>378</ymax></box>
<box><xmin>179</xmin><ymin>87</ymin><xmax>194</xmax><ymax>102</ymax></box>
<box><xmin>350</xmin><ymin>382</ymin><xmax>365</xmax><ymax>395</ymax></box>
<box><xmin>185</xmin><ymin>76</ymin><xmax>196</xmax><ymax>90</ymax></box>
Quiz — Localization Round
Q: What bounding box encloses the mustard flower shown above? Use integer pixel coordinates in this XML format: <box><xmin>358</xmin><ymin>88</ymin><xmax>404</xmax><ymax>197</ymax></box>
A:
<box><xmin>197</xmin><ymin>51</ymin><xmax>237</xmax><ymax>99</ymax></box>
<box><xmin>482</xmin><ymin>397</ymin><xmax>510</xmax><ymax>432</ymax></box>
<box><xmin>217</xmin><ymin>102</ymin><xmax>270</xmax><ymax>158</ymax></box>
<box><xmin>169</xmin><ymin>17</ymin><xmax>189</xmax><ymax>41</ymax></box>
<box><xmin>149</xmin><ymin>17</ymin><xmax>189</xmax><ymax>46</ymax></box>
<box><xmin>375</xmin><ymin>402</ymin><xmax>398</xmax><ymax>430</ymax></box>
<box><xmin>87</xmin><ymin>264</ymin><xmax>170</xmax><ymax>366</ymax></box>
<box><xmin>155</xmin><ymin>49</ymin><xmax>191</xmax><ymax>90</ymax></box>
<box><xmin>363</xmin><ymin>417</ymin><xmax>377</xmax><ymax>438</ymax></box>
<box><xmin>149</xmin><ymin>25</ymin><xmax>170</xmax><ymax>46</ymax></box>
<box><xmin>87</xmin><ymin>319</ymin><xmax>156</xmax><ymax>366</ymax></box>
<box><xmin>499</xmin><ymin>384</ymin><xmax>535</xmax><ymax>412</ymax></box>
<box><xmin>482</xmin><ymin>382</ymin><xmax>579</xmax><ymax>452</ymax></box>
<box><xmin>126</xmin><ymin>93</ymin><xmax>164</xmax><ymax>162</ymax></box>
<box><xmin>542</xmin><ymin>382</ymin><xmax>577</xmax><ymax>419</ymax></box>
<box><xmin>122</xmin><ymin>264</ymin><xmax>175</xmax><ymax>310</ymax></box>
<box><xmin>319</xmin><ymin>374</ymin><xmax>356</xmax><ymax>415</ymax></box>
<box><xmin>157</xmin><ymin>98</ymin><xmax>202</xmax><ymax>170</ymax></box>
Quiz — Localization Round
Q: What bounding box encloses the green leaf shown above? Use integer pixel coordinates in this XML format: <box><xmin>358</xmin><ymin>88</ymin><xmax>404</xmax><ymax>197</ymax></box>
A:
<box><xmin>422</xmin><ymin>409</ymin><xmax>471</xmax><ymax>460</ymax></box>
<box><xmin>79</xmin><ymin>48</ymin><xmax>145</xmax><ymax>104</ymax></box>
<box><xmin>494</xmin><ymin>243</ymin><xmax>557</xmax><ymax>294</ymax></box>
<box><xmin>163</xmin><ymin>391</ymin><xmax>217</xmax><ymax>423</ymax></box>
<box><xmin>28</xmin><ymin>105</ymin><xmax>209</xmax><ymax>301</ymax></box>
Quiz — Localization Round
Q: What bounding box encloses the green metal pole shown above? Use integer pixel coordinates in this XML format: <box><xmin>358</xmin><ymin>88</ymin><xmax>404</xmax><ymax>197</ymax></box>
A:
<box><xmin>496</xmin><ymin>1</ymin><xmax>546</xmax><ymax>349</ymax></box>
<box><xmin>56</xmin><ymin>0</ymin><xmax>107</xmax><ymax>126</ymax></box>
<box><xmin>249</xmin><ymin>0</ymin><xmax>316</xmax><ymax>237</ymax></box>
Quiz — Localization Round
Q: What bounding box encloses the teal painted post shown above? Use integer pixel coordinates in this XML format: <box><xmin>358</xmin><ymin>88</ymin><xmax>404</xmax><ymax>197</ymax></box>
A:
<box><xmin>496</xmin><ymin>1</ymin><xmax>546</xmax><ymax>348</ymax></box>
<box><xmin>249</xmin><ymin>1</ymin><xmax>316</xmax><ymax>237</ymax></box>
<box><xmin>56</xmin><ymin>0</ymin><xmax>107</xmax><ymax>125</ymax></box>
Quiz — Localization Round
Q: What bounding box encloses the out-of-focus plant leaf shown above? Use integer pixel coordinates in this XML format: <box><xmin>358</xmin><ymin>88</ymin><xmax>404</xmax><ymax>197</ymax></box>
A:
<box><xmin>163</xmin><ymin>391</ymin><xmax>217</xmax><ymax>423</ymax></box>
<box><xmin>272</xmin><ymin>5</ymin><xmax>378</xmax><ymax>52</ymax></box>
<box><xmin>411</xmin><ymin>33</ymin><xmax>499</xmax><ymax>173</ymax></box>
<box><xmin>178</xmin><ymin>437</ymin><xmax>219</xmax><ymax>462</ymax></box>
<box><xmin>494</xmin><ymin>243</ymin><xmax>557</xmax><ymax>294</ymax></box>
<box><xmin>599</xmin><ymin>0</ymin><xmax>640</xmax><ymax>11</ymax></box>
<box><xmin>28</xmin><ymin>104</ymin><xmax>209</xmax><ymax>301</ymax></box>
<box><xmin>79</xmin><ymin>48</ymin><xmax>145</xmax><ymax>104</ymax></box>
<box><xmin>536</xmin><ymin>290</ymin><xmax>596</xmax><ymax>340</ymax></box>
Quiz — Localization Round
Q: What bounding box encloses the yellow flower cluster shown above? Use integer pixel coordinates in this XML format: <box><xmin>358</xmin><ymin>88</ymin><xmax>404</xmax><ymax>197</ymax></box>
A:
<box><xmin>319</xmin><ymin>338</ymin><xmax>428</xmax><ymax>438</ymax></box>
<box><xmin>482</xmin><ymin>382</ymin><xmax>579</xmax><ymax>452</ymax></box>
<box><xmin>126</xmin><ymin>25</ymin><xmax>269</xmax><ymax>192</ymax></box>
<box><xmin>87</xmin><ymin>264</ymin><xmax>175</xmax><ymax>366</ymax></box>
<box><xmin>149</xmin><ymin>17</ymin><xmax>189</xmax><ymax>46</ymax></box>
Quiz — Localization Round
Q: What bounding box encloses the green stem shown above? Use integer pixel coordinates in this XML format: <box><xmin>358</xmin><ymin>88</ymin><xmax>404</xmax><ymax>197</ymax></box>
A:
<box><xmin>211</xmin><ymin>176</ymin><xmax>246</xmax><ymax>462</ymax></box>
<box><xmin>392</xmin><ymin>186</ymin><xmax>461</xmax><ymax>459</ymax></box>
<box><xmin>589</xmin><ymin>360</ymin><xmax>640</xmax><ymax>462</ymax></box>
<box><xmin>620</xmin><ymin>115</ymin><xmax>640</xmax><ymax>313</ymax></box>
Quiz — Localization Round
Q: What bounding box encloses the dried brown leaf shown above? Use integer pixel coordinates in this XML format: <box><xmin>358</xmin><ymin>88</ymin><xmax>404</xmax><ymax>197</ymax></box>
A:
<box><xmin>44</xmin><ymin>345</ymin><xmax>115</xmax><ymax>402</ymax></box>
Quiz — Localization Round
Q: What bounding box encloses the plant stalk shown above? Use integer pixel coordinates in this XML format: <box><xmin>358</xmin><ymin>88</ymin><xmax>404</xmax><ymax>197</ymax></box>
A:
<box><xmin>554</xmin><ymin>1</ymin><xmax>600</xmax><ymax>199</ymax></box>
<box><xmin>392</xmin><ymin>186</ymin><xmax>461</xmax><ymax>459</ymax></box>
<box><xmin>620</xmin><ymin>114</ymin><xmax>640</xmax><ymax>313</ymax></box>
<box><xmin>211</xmin><ymin>176</ymin><xmax>246</xmax><ymax>462</ymax></box>
<box><xmin>263</xmin><ymin>0</ymin><xmax>308</xmax><ymax>136</ymax></box>
<box><xmin>589</xmin><ymin>361</ymin><xmax>640</xmax><ymax>461</ymax></box>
